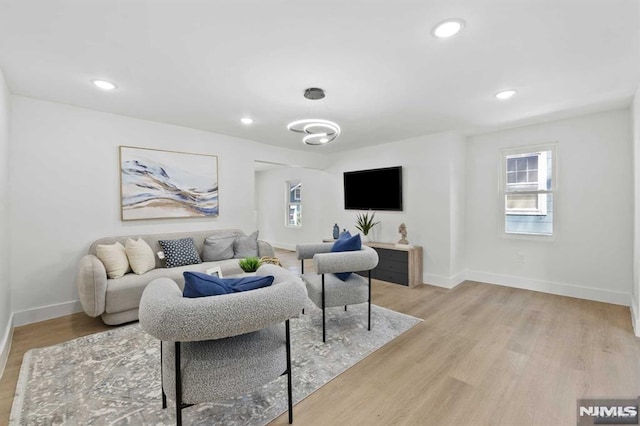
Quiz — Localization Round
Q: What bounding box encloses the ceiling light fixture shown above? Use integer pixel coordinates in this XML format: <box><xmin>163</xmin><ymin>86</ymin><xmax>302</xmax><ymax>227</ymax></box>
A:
<box><xmin>240</xmin><ymin>117</ymin><xmax>254</xmax><ymax>125</ymax></box>
<box><xmin>287</xmin><ymin>88</ymin><xmax>341</xmax><ymax>145</ymax></box>
<box><xmin>92</xmin><ymin>79</ymin><xmax>117</xmax><ymax>90</ymax></box>
<box><xmin>432</xmin><ymin>19</ymin><xmax>465</xmax><ymax>38</ymax></box>
<box><xmin>495</xmin><ymin>89</ymin><xmax>517</xmax><ymax>100</ymax></box>
<box><xmin>288</xmin><ymin>119</ymin><xmax>341</xmax><ymax>145</ymax></box>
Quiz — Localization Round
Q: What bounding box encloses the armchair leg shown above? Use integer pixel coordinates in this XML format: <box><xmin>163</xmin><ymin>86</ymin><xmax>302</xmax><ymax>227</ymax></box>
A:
<box><xmin>368</xmin><ymin>270</ymin><xmax>372</xmax><ymax>331</ymax></box>
<box><xmin>345</xmin><ymin>305</ymin><xmax>347</xmax><ymax>311</ymax></box>
<box><xmin>175</xmin><ymin>341</ymin><xmax>183</xmax><ymax>426</ymax></box>
<box><xmin>160</xmin><ymin>341</ymin><xmax>167</xmax><ymax>409</ymax></box>
<box><xmin>286</xmin><ymin>319</ymin><xmax>293</xmax><ymax>424</ymax></box>
<box><xmin>322</xmin><ymin>274</ymin><xmax>326</xmax><ymax>343</ymax></box>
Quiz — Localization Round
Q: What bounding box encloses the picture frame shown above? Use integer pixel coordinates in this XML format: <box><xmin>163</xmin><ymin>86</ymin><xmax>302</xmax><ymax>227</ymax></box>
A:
<box><xmin>119</xmin><ymin>146</ymin><xmax>219</xmax><ymax>221</ymax></box>
<box><xmin>205</xmin><ymin>266</ymin><xmax>223</xmax><ymax>278</ymax></box>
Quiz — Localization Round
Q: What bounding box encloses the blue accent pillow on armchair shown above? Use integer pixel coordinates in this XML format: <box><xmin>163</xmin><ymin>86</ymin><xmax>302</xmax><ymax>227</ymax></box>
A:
<box><xmin>183</xmin><ymin>272</ymin><xmax>274</xmax><ymax>298</ymax></box>
<box><xmin>331</xmin><ymin>232</ymin><xmax>362</xmax><ymax>281</ymax></box>
<box><xmin>336</xmin><ymin>230</ymin><xmax>351</xmax><ymax>241</ymax></box>
<box><xmin>228</xmin><ymin>275</ymin><xmax>275</xmax><ymax>292</ymax></box>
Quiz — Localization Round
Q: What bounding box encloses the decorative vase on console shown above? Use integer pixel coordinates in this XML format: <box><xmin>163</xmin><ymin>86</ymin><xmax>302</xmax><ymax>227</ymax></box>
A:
<box><xmin>333</xmin><ymin>223</ymin><xmax>340</xmax><ymax>239</ymax></box>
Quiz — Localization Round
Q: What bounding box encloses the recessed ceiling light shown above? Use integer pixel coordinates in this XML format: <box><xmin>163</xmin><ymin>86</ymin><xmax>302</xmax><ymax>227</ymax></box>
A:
<box><xmin>240</xmin><ymin>117</ymin><xmax>254</xmax><ymax>125</ymax></box>
<box><xmin>92</xmin><ymin>80</ymin><xmax>117</xmax><ymax>90</ymax></box>
<box><xmin>432</xmin><ymin>19</ymin><xmax>465</xmax><ymax>38</ymax></box>
<box><xmin>495</xmin><ymin>89</ymin><xmax>517</xmax><ymax>100</ymax></box>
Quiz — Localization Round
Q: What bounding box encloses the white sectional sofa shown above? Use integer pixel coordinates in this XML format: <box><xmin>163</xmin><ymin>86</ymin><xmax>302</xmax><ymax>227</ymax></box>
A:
<box><xmin>76</xmin><ymin>229</ymin><xmax>274</xmax><ymax>325</ymax></box>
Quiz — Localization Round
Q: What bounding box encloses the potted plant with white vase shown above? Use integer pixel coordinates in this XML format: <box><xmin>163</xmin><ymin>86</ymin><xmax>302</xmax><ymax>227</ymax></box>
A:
<box><xmin>238</xmin><ymin>257</ymin><xmax>261</xmax><ymax>275</ymax></box>
<box><xmin>355</xmin><ymin>211</ymin><xmax>380</xmax><ymax>243</ymax></box>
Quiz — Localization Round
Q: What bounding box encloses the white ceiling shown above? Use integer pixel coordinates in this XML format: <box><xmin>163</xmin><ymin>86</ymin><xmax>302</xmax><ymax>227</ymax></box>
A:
<box><xmin>0</xmin><ymin>0</ymin><xmax>637</xmax><ymax>153</ymax></box>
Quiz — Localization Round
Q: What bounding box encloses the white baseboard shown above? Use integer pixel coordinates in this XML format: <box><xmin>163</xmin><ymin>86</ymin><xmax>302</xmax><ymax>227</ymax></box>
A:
<box><xmin>466</xmin><ymin>270</ymin><xmax>631</xmax><ymax>306</ymax></box>
<box><xmin>0</xmin><ymin>313</ymin><xmax>14</xmax><ymax>379</ymax></box>
<box><xmin>631</xmin><ymin>297</ymin><xmax>640</xmax><ymax>338</ymax></box>
<box><xmin>423</xmin><ymin>271</ymin><xmax>466</xmax><ymax>289</ymax></box>
<box><xmin>12</xmin><ymin>300</ymin><xmax>83</xmax><ymax>327</ymax></box>
<box><xmin>269</xmin><ymin>242</ymin><xmax>297</xmax><ymax>252</ymax></box>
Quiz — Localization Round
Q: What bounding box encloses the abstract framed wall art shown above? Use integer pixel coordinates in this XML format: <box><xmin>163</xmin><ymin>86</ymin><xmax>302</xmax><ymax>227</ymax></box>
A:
<box><xmin>119</xmin><ymin>146</ymin><xmax>219</xmax><ymax>220</ymax></box>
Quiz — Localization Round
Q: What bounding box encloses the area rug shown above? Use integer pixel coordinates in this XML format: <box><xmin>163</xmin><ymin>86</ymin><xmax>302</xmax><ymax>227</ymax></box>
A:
<box><xmin>10</xmin><ymin>303</ymin><xmax>421</xmax><ymax>425</ymax></box>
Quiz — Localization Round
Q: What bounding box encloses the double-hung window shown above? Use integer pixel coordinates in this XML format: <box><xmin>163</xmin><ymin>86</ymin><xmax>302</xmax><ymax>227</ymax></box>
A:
<box><xmin>286</xmin><ymin>180</ymin><xmax>301</xmax><ymax>227</ymax></box>
<box><xmin>501</xmin><ymin>144</ymin><xmax>556</xmax><ymax>237</ymax></box>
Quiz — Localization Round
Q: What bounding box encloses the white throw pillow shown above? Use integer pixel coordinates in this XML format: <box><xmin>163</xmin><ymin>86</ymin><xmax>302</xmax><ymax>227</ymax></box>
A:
<box><xmin>125</xmin><ymin>238</ymin><xmax>156</xmax><ymax>275</ymax></box>
<box><xmin>96</xmin><ymin>242</ymin><xmax>131</xmax><ymax>279</ymax></box>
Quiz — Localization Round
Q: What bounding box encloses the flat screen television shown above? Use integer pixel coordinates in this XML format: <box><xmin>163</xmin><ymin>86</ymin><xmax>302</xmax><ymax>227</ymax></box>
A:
<box><xmin>344</xmin><ymin>166</ymin><xmax>403</xmax><ymax>211</ymax></box>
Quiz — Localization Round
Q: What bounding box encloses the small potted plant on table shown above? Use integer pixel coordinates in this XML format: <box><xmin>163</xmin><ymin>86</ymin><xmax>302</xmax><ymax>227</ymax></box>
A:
<box><xmin>239</xmin><ymin>257</ymin><xmax>262</xmax><ymax>274</ymax></box>
<box><xmin>355</xmin><ymin>211</ymin><xmax>380</xmax><ymax>243</ymax></box>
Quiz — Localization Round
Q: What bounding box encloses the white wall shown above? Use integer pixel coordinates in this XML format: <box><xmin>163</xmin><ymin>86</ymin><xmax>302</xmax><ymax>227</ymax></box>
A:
<box><xmin>0</xmin><ymin>69</ymin><xmax>12</xmax><ymax>375</ymax></box>
<box><xmin>9</xmin><ymin>96</ymin><xmax>325</xmax><ymax>323</ymax></box>
<box><xmin>632</xmin><ymin>86</ymin><xmax>640</xmax><ymax>331</ymax></box>
<box><xmin>322</xmin><ymin>132</ymin><xmax>467</xmax><ymax>286</ymax></box>
<box><xmin>631</xmin><ymin>5</ymin><xmax>640</xmax><ymax>335</ymax></box>
<box><xmin>7</xmin><ymin>94</ymin><xmax>637</xmax><ymax>327</ymax></box>
<box><xmin>449</xmin><ymin>137</ymin><xmax>466</xmax><ymax>278</ymax></box>
<box><xmin>256</xmin><ymin>166</ymin><xmax>332</xmax><ymax>250</ymax></box>
<box><xmin>466</xmin><ymin>109</ymin><xmax>633</xmax><ymax>305</ymax></box>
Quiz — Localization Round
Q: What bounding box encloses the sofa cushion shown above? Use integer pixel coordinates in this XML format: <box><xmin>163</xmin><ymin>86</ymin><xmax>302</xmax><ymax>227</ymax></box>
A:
<box><xmin>89</xmin><ymin>229</ymin><xmax>246</xmax><ymax>269</ymax></box>
<box><xmin>234</xmin><ymin>231</ymin><xmax>259</xmax><ymax>258</ymax></box>
<box><xmin>104</xmin><ymin>259</ymin><xmax>245</xmax><ymax>314</ymax></box>
<box><xmin>159</xmin><ymin>238</ymin><xmax>202</xmax><ymax>268</ymax></box>
<box><xmin>125</xmin><ymin>238</ymin><xmax>156</xmax><ymax>275</ymax></box>
<box><xmin>331</xmin><ymin>232</ymin><xmax>362</xmax><ymax>281</ymax></box>
<box><xmin>183</xmin><ymin>272</ymin><xmax>274</xmax><ymax>298</ymax></box>
<box><xmin>202</xmin><ymin>235</ymin><xmax>236</xmax><ymax>262</ymax></box>
<box><xmin>96</xmin><ymin>242</ymin><xmax>131</xmax><ymax>279</ymax></box>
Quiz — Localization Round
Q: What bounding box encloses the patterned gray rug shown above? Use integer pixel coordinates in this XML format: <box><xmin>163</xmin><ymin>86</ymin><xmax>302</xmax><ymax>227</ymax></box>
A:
<box><xmin>10</xmin><ymin>303</ymin><xmax>421</xmax><ymax>425</ymax></box>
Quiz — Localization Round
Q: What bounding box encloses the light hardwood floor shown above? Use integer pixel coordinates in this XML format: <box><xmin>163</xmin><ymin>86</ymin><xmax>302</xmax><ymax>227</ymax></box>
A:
<box><xmin>1</xmin><ymin>249</ymin><xmax>639</xmax><ymax>425</ymax></box>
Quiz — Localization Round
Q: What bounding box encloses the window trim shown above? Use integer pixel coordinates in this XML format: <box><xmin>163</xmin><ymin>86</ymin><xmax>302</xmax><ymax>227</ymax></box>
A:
<box><xmin>285</xmin><ymin>180</ymin><xmax>302</xmax><ymax>228</ymax></box>
<box><xmin>499</xmin><ymin>143</ymin><xmax>558</xmax><ymax>240</ymax></box>
<box><xmin>505</xmin><ymin>151</ymin><xmax>548</xmax><ymax>216</ymax></box>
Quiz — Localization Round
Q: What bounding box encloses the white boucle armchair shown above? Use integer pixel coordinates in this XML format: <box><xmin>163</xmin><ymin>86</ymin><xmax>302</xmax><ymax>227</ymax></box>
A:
<box><xmin>138</xmin><ymin>264</ymin><xmax>307</xmax><ymax>425</ymax></box>
<box><xmin>296</xmin><ymin>243</ymin><xmax>379</xmax><ymax>342</ymax></box>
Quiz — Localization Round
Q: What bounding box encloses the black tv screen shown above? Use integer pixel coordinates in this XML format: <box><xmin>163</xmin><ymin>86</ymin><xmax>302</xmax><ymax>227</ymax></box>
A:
<box><xmin>344</xmin><ymin>166</ymin><xmax>403</xmax><ymax>211</ymax></box>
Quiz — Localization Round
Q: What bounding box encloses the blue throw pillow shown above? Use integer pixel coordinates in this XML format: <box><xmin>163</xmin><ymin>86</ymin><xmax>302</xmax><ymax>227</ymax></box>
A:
<box><xmin>337</xmin><ymin>230</ymin><xmax>351</xmax><ymax>240</ymax></box>
<box><xmin>183</xmin><ymin>272</ymin><xmax>231</xmax><ymax>297</ymax></box>
<box><xmin>331</xmin><ymin>233</ymin><xmax>362</xmax><ymax>281</ymax></box>
<box><xmin>338</xmin><ymin>229</ymin><xmax>350</xmax><ymax>238</ymax></box>
<box><xmin>183</xmin><ymin>272</ymin><xmax>274</xmax><ymax>298</ymax></box>
<box><xmin>228</xmin><ymin>275</ymin><xmax>275</xmax><ymax>292</ymax></box>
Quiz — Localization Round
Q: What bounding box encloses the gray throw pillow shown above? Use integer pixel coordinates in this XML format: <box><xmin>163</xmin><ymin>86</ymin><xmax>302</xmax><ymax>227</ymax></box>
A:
<box><xmin>158</xmin><ymin>238</ymin><xmax>202</xmax><ymax>268</ymax></box>
<box><xmin>234</xmin><ymin>231</ymin><xmax>259</xmax><ymax>258</ymax></box>
<box><xmin>202</xmin><ymin>235</ymin><xmax>236</xmax><ymax>261</ymax></box>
